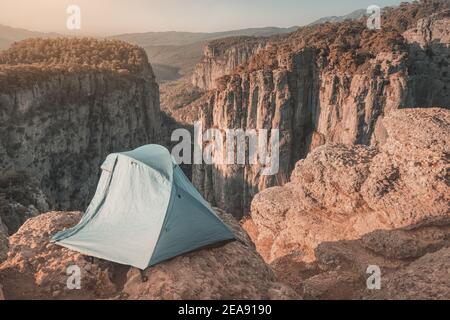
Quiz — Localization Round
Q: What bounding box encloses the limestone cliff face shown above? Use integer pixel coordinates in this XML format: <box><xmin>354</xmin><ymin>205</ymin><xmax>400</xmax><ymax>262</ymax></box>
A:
<box><xmin>402</xmin><ymin>14</ymin><xmax>450</xmax><ymax>107</ymax></box>
<box><xmin>0</xmin><ymin>173</ymin><xmax>50</xmax><ymax>236</ymax></box>
<box><xmin>0</xmin><ymin>39</ymin><xmax>164</xmax><ymax>211</ymax></box>
<box><xmin>192</xmin><ymin>36</ymin><xmax>268</xmax><ymax>90</ymax></box>
<box><xmin>192</xmin><ymin>8</ymin><xmax>450</xmax><ymax>218</ymax></box>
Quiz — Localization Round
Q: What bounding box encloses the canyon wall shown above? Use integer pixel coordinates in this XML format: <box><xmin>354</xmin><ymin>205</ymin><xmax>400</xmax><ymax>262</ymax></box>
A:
<box><xmin>402</xmin><ymin>13</ymin><xmax>450</xmax><ymax>107</ymax></box>
<box><xmin>192</xmin><ymin>36</ymin><xmax>268</xmax><ymax>90</ymax></box>
<box><xmin>0</xmin><ymin>39</ymin><xmax>164</xmax><ymax>216</ymax></box>
<box><xmin>192</xmin><ymin>7</ymin><xmax>450</xmax><ymax>218</ymax></box>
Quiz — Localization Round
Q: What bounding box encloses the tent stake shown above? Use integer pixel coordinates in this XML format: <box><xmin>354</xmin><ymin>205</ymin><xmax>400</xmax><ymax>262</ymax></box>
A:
<box><xmin>140</xmin><ymin>269</ymin><xmax>148</xmax><ymax>283</ymax></box>
<box><xmin>85</xmin><ymin>256</ymin><xmax>95</xmax><ymax>264</ymax></box>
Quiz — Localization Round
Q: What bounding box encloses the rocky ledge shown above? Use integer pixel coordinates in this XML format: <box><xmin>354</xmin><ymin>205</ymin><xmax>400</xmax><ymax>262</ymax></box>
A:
<box><xmin>0</xmin><ymin>209</ymin><xmax>298</xmax><ymax>300</ymax></box>
<box><xmin>243</xmin><ymin>107</ymin><xmax>450</xmax><ymax>299</ymax></box>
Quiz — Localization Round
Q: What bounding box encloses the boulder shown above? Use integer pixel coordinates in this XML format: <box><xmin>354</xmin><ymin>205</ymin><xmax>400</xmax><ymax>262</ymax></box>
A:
<box><xmin>244</xmin><ymin>108</ymin><xmax>450</xmax><ymax>299</ymax></box>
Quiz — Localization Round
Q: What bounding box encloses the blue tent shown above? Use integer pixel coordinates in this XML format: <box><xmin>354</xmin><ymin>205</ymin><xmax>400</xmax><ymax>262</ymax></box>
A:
<box><xmin>52</xmin><ymin>145</ymin><xmax>235</xmax><ymax>269</ymax></box>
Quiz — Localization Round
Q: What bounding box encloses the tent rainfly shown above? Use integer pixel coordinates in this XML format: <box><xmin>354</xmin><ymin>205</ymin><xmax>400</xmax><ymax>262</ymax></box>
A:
<box><xmin>52</xmin><ymin>145</ymin><xmax>236</xmax><ymax>269</ymax></box>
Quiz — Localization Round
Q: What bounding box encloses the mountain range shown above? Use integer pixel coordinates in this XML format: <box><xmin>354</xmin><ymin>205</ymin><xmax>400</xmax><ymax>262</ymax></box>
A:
<box><xmin>0</xmin><ymin>24</ymin><xmax>59</xmax><ymax>50</ymax></box>
<box><xmin>308</xmin><ymin>8</ymin><xmax>367</xmax><ymax>25</ymax></box>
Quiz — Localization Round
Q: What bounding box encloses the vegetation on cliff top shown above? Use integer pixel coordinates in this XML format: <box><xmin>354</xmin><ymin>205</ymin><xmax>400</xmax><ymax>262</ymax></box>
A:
<box><xmin>0</xmin><ymin>38</ymin><xmax>153</xmax><ymax>90</ymax></box>
<box><xmin>228</xmin><ymin>0</ymin><xmax>449</xmax><ymax>76</ymax></box>
<box><xmin>205</xmin><ymin>36</ymin><xmax>266</xmax><ymax>55</ymax></box>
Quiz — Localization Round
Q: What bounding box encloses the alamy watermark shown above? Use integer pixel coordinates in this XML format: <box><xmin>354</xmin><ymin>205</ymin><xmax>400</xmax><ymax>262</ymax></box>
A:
<box><xmin>66</xmin><ymin>265</ymin><xmax>81</xmax><ymax>290</ymax></box>
<box><xmin>366</xmin><ymin>265</ymin><xmax>381</xmax><ymax>290</ymax></box>
<box><xmin>367</xmin><ymin>5</ymin><xmax>382</xmax><ymax>30</ymax></box>
<box><xmin>171</xmin><ymin>122</ymin><xmax>280</xmax><ymax>176</ymax></box>
<box><xmin>66</xmin><ymin>5</ymin><xmax>81</xmax><ymax>30</ymax></box>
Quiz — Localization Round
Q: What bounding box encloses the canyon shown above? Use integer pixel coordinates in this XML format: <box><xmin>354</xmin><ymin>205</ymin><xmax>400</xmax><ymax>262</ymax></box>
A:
<box><xmin>0</xmin><ymin>0</ymin><xmax>449</xmax><ymax>300</ymax></box>
<box><xmin>191</xmin><ymin>2</ymin><xmax>450</xmax><ymax>217</ymax></box>
<box><xmin>0</xmin><ymin>107</ymin><xmax>447</xmax><ymax>300</ymax></box>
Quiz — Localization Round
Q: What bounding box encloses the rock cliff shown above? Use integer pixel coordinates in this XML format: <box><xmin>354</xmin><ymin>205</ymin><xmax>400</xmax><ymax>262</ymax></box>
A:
<box><xmin>243</xmin><ymin>107</ymin><xmax>450</xmax><ymax>299</ymax></box>
<box><xmin>0</xmin><ymin>172</ymin><xmax>50</xmax><ymax>237</ymax></box>
<box><xmin>0</xmin><ymin>38</ymin><xmax>164</xmax><ymax>211</ymax></box>
<box><xmin>0</xmin><ymin>218</ymin><xmax>7</xmax><ymax>262</ymax></box>
<box><xmin>192</xmin><ymin>36</ymin><xmax>268</xmax><ymax>90</ymax></box>
<box><xmin>0</xmin><ymin>210</ymin><xmax>298</xmax><ymax>300</ymax></box>
<box><xmin>192</xmin><ymin>2</ymin><xmax>450</xmax><ymax>217</ymax></box>
<box><xmin>402</xmin><ymin>12</ymin><xmax>450</xmax><ymax>107</ymax></box>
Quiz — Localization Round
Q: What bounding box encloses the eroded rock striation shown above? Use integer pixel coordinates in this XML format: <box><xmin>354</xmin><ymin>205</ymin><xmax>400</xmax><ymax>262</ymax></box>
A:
<box><xmin>0</xmin><ymin>38</ymin><xmax>164</xmax><ymax>211</ymax></box>
<box><xmin>192</xmin><ymin>2</ymin><xmax>450</xmax><ymax>217</ymax></box>
<box><xmin>0</xmin><ymin>209</ymin><xmax>298</xmax><ymax>300</ymax></box>
<box><xmin>243</xmin><ymin>107</ymin><xmax>450</xmax><ymax>299</ymax></box>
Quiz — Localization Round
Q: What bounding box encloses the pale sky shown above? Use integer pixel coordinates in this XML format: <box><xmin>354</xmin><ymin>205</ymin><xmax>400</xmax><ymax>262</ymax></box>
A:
<box><xmin>0</xmin><ymin>0</ymin><xmax>411</xmax><ymax>35</ymax></box>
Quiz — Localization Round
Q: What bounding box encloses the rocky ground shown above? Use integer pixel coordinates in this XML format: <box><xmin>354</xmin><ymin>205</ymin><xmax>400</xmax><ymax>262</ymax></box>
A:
<box><xmin>0</xmin><ymin>209</ymin><xmax>297</xmax><ymax>300</ymax></box>
<box><xmin>243</xmin><ymin>108</ymin><xmax>450</xmax><ymax>299</ymax></box>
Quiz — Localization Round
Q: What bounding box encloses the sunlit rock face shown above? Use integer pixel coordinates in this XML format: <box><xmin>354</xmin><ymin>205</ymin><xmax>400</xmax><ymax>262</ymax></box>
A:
<box><xmin>244</xmin><ymin>108</ymin><xmax>450</xmax><ymax>300</ymax></box>
<box><xmin>192</xmin><ymin>36</ymin><xmax>268</xmax><ymax>90</ymax></box>
<box><xmin>192</xmin><ymin>5</ymin><xmax>449</xmax><ymax>218</ymax></box>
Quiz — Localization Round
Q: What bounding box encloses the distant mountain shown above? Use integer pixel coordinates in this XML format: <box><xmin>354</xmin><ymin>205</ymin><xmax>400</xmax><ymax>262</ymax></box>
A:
<box><xmin>112</xmin><ymin>27</ymin><xmax>299</xmax><ymax>82</ymax></box>
<box><xmin>0</xmin><ymin>24</ymin><xmax>298</xmax><ymax>82</ymax></box>
<box><xmin>309</xmin><ymin>9</ymin><xmax>367</xmax><ymax>25</ymax></box>
<box><xmin>0</xmin><ymin>24</ymin><xmax>59</xmax><ymax>50</ymax></box>
<box><xmin>112</xmin><ymin>27</ymin><xmax>299</xmax><ymax>47</ymax></box>
<box><xmin>0</xmin><ymin>14</ymin><xmax>366</xmax><ymax>82</ymax></box>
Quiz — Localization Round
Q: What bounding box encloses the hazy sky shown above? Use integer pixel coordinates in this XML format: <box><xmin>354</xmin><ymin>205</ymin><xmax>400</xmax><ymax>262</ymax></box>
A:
<box><xmin>0</xmin><ymin>0</ymin><xmax>411</xmax><ymax>35</ymax></box>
